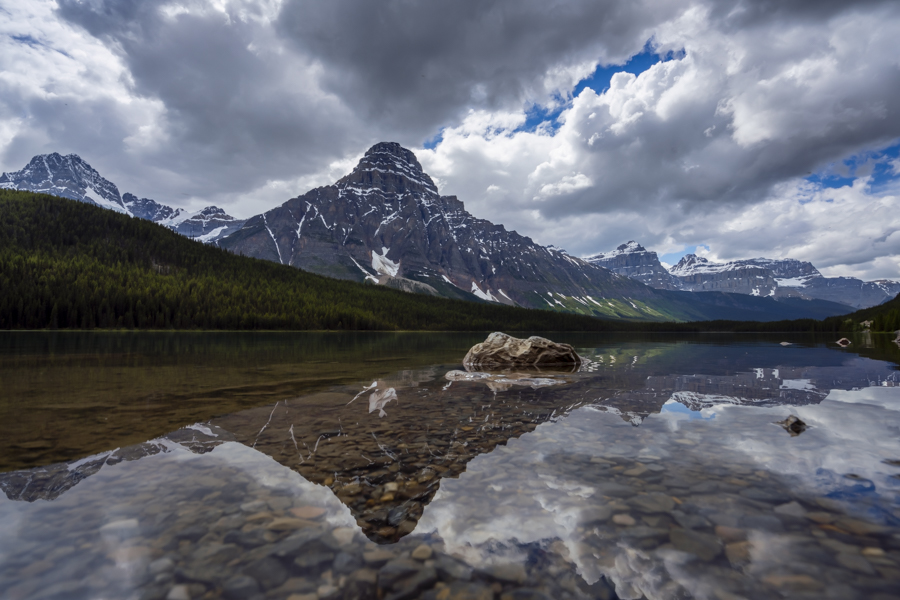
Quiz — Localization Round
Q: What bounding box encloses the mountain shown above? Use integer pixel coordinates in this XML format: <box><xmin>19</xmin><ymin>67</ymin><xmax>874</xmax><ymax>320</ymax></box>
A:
<box><xmin>584</xmin><ymin>241</ymin><xmax>682</xmax><ymax>290</ymax></box>
<box><xmin>0</xmin><ymin>187</ymin><xmax>656</xmax><ymax>331</ymax></box>
<box><xmin>158</xmin><ymin>205</ymin><xmax>246</xmax><ymax>242</ymax></box>
<box><xmin>0</xmin><ymin>153</ymin><xmax>244</xmax><ymax>243</ymax></box>
<box><xmin>219</xmin><ymin>142</ymin><xmax>688</xmax><ymax>319</ymax></box>
<box><xmin>590</xmin><ymin>240</ymin><xmax>899</xmax><ymax>310</ymax></box>
<box><xmin>781</xmin><ymin>276</ymin><xmax>900</xmax><ymax>309</ymax></box>
<box><xmin>670</xmin><ymin>253</ymin><xmax>900</xmax><ymax>308</ymax></box>
<box><xmin>218</xmin><ymin>143</ymin><xmax>859</xmax><ymax>322</ymax></box>
<box><xmin>670</xmin><ymin>254</ymin><xmax>780</xmax><ymax>296</ymax></box>
<box><xmin>0</xmin><ymin>152</ymin><xmax>128</xmax><ymax>212</ymax></box>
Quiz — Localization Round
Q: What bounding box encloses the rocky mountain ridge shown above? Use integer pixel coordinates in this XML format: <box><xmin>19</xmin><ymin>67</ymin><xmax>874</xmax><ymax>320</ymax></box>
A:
<box><xmin>589</xmin><ymin>241</ymin><xmax>900</xmax><ymax>309</ymax></box>
<box><xmin>584</xmin><ymin>242</ymin><xmax>682</xmax><ymax>290</ymax></box>
<box><xmin>0</xmin><ymin>153</ymin><xmax>244</xmax><ymax>243</ymax></box>
<box><xmin>219</xmin><ymin>142</ymin><xmax>681</xmax><ymax>319</ymax></box>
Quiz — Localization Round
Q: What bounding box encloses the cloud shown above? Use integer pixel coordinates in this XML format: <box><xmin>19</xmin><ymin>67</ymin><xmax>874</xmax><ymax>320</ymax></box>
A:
<box><xmin>1</xmin><ymin>0</ymin><xmax>899</xmax><ymax>277</ymax></box>
<box><xmin>275</xmin><ymin>0</ymin><xmax>675</xmax><ymax>131</ymax></box>
<box><xmin>416</xmin><ymin>0</ymin><xmax>900</xmax><ymax>277</ymax></box>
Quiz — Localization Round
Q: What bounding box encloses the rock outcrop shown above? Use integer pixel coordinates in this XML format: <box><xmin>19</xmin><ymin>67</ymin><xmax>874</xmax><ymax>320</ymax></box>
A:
<box><xmin>670</xmin><ymin>254</ymin><xmax>779</xmax><ymax>296</ymax></box>
<box><xmin>462</xmin><ymin>332</ymin><xmax>582</xmax><ymax>369</ymax></box>
<box><xmin>584</xmin><ymin>241</ymin><xmax>682</xmax><ymax>290</ymax></box>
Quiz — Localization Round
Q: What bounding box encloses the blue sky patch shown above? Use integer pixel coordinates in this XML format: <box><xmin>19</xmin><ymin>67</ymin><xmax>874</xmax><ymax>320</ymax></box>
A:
<box><xmin>660</xmin><ymin>244</ymin><xmax>709</xmax><ymax>266</ymax></box>
<box><xmin>660</xmin><ymin>400</ymin><xmax>716</xmax><ymax>420</ymax></box>
<box><xmin>806</xmin><ymin>140</ymin><xmax>900</xmax><ymax>191</ymax></box>
<box><xmin>423</xmin><ymin>41</ymin><xmax>685</xmax><ymax>145</ymax></box>
<box><xmin>573</xmin><ymin>42</ymin><xmax>684</xmax><ymax>98</ymax></box>
<box><xmin>514</xmin><ymin>42</ymin><xmax>684</xmax><ymax>136</ymax></box>
<box><xmin>423</xmin><ymin>128</ymin><xmax>445</xmax><ymax>150</ymax></box>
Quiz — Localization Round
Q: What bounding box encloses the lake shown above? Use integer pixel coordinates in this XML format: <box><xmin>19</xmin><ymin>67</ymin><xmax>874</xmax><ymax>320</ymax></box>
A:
<box><xmin>1</xmin><ymin>331</ymin><xmax>899</xmax><ymax>600</ymax></box>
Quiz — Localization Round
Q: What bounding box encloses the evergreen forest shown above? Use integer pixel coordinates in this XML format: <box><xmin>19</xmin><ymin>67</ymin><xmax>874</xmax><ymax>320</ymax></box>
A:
<box><xmin>0</xmin><ymin>190</ymin><xmax>635</xmax><ymax>331</ymax></box>
<box><xmin>1</xmin><ymin>189</ymin><xmax>897</xmax><ymax>333</ymax></box>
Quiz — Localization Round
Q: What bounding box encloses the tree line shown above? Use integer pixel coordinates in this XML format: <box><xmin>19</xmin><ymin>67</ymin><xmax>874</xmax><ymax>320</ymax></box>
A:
<box><xmin>0</xmin><ymin>190</ymin><xmax>631</xmax><ymax>331</ymax></box>
<box><xmin>1</xmin><ymin>189</ymin><xmax>897</xmax><ymax>333</ymax></box>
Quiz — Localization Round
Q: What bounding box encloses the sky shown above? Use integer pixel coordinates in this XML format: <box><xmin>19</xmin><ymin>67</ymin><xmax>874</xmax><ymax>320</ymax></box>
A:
<box><xmin>1</xmin><ymin>0</ymin><xmax>899</xmax><ymax>280</ymax></box>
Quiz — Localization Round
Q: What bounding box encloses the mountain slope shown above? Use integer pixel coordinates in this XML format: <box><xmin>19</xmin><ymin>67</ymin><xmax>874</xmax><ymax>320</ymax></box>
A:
<box><xmin>822</xmin><ymin>292</ymin><xmax>900</xmax><ymax>332</ymax></box>
<box><xmin>0</xmin><ymin>188</ymin><xmax>657</xmax><ymax>331</ymax></box>
<box><xmin>219</xmin><ymin>143</ymin><xmax>701</xmax><ymax>320</ymax></box>
<box><xmin>1</xmin><ymin>153</ymin><xmax>245</xmax><ymax>243</ymax></box>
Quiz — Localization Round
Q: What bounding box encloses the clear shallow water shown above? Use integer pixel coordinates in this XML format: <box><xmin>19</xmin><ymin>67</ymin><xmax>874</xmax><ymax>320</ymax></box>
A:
<box><xmin>1</xmin><ymin>332</ymin><xmax>899</xmax><ymax>600</ymax></box>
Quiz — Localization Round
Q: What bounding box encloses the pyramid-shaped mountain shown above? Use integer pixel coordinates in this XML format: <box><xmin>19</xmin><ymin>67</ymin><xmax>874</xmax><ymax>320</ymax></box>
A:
<box><xmin>219</xmin><ymin>142</ymin><xmax>666</xmax><ymax>317</ymax></box>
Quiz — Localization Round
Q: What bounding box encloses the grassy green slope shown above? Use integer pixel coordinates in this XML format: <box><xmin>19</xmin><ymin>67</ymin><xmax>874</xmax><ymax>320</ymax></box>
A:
<box><xmin>0</xmin><ymin>189</ymin><xmax>656</xmax><ymax>331</ymax></box>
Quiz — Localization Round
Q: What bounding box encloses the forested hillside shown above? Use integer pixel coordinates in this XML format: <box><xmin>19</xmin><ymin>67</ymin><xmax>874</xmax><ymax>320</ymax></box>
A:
<box><xmin>824</xmin><ymin>293</ymin><xmax>900</xmax><ymax>332</ymax></box>
<box><xmin>0</xmin><ymin>189</ymin><xmax>636</xmax><ymax>331</ymax></box>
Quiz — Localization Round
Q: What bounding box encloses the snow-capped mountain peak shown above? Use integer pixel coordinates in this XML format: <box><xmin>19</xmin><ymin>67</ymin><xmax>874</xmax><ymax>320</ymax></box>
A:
<box><xmin>1</xmin><ymin>152</ymin><xmax>127</xmax><ymax>213</ymax></box>
<box><xmin>584</xmin><ymin>241</ymin><xmax>682</xmax><ymax>290</ymax></box>
<box><xmin>2</xmin><ymin>153</ymin><xmax>245</xmax><ymax>244</ymax></box>
<box><xmin>601</xmin><ymin>247</ymin><xmax>898</xmax><ymax>309</ymax></box>
<box><xmin>336</xmin><ymin>141</ymin><xmax>439</xmax><ymax>197</ymax></box>
<box><xmin>584</xmin><ymin>240</ymin><xmax>648</xmax><ymax>261</ymax></box>
<box><xmin>670</xmin><ymin>254</ymin><xmax>715</xmax><ymax>275</ymax></box>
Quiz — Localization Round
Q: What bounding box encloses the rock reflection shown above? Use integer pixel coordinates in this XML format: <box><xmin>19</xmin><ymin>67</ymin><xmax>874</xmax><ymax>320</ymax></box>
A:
<box><xmin>210</xmin><ymin>366</ymin><xmax>592</xmax><ymax>543</ymax></box>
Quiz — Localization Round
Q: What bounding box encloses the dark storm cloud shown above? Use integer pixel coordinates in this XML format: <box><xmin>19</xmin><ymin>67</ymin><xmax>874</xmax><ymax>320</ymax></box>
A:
<box><xmin>275</xmin><ymin>0</ymin><xmax>680</xmax><ymax>133</ymax></box>
<box><xmin>55</xmin><ymin>0</ymin><xmax>362</xmax><ymax>199</ymax></box>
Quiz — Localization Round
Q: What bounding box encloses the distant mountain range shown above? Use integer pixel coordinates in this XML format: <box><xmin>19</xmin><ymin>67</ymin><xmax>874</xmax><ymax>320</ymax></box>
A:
<box><xmin>2</xmin><ymin>145</ymin><xmax>872</xmax><ymax>322</ymax></box>
<box><xmin>0</xmin><ymin>153</ymin><xmax>244</xmax><ymax>243</ymax></box>
<box><xmin>587</xmin><ymin>242</ymin><xmax>900</xmax><ymax>310</ymax></box>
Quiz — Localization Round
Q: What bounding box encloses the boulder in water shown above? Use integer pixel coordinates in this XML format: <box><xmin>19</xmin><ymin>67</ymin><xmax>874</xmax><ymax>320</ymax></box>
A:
<box><xmin>463</xmin><ymin>332</ymin><xmax>582</xmax><ymax>369</ymax></box>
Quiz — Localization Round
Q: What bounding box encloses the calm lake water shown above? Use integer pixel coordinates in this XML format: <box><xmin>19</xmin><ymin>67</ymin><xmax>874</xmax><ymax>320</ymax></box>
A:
<box><xmin>1</xmin><ymin>331</ymin><xmax>899</xmax><ymax>600</ymax></box>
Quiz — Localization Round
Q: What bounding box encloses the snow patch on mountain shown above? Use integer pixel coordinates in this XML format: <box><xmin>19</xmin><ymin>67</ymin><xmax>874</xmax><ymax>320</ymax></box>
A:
<box><xmin>372</xmin><ymin>247</ymin><xmax>399</xmax><ymax>277</ymax></box>
<box><xmin>775</xmin><ymin>276</ymin><xmax>817</xmax><ymax>288</ymax></box>
<box><xmin>471</xmin><ymin>282</ymin><xmax>499</xmax><ymax>302</ymax></box>
<box><xmin>670</xmin><ymin>254</ymin><xmax>733</xmax><ymax>276</ymax></box>
<box><xmin>584</xmin><ymin>240</ymin><xmax>647</xmax><ymax>261</ymax></box>
<box><xmin>84</xmin><ymin>190</ymin><xmax>127</xmax><ymax>214</ymax></box>
<box><xmin>196</xmin><ymin>226</ymin><xmax>227</xmax><ymax>243</ymax></box>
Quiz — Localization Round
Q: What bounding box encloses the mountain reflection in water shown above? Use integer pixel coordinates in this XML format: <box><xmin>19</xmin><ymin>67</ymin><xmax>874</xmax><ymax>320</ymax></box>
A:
<box><xmin>1</xmin><ymin>333</ymin><xmax>899</xmax><ymax>600</ymax></box>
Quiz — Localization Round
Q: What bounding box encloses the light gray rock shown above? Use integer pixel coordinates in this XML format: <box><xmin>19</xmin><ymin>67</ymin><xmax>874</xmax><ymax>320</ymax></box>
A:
<box><xmin>463</xmin><ymin>333</ymin><xmax>582</xmax><ymax>369</ymax></box>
